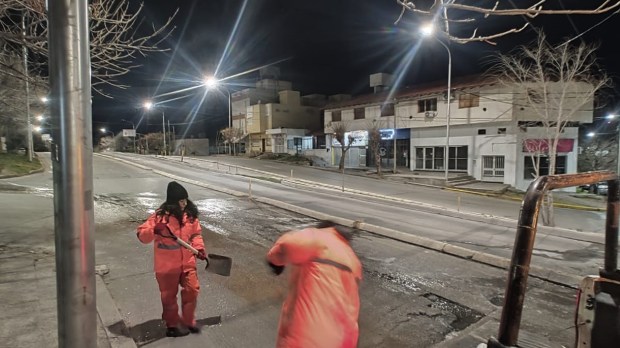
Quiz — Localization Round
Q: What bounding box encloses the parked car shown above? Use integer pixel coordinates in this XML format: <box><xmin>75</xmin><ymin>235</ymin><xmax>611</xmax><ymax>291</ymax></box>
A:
<box><xmin>579</xmin><ymin>182</ymin><xmax>608</xmax><ymax>195</ymax></box>
<box><xmin>597</xmin><ymin>181</ymin><xmax>609</xmax><ymax>195</ymax></box>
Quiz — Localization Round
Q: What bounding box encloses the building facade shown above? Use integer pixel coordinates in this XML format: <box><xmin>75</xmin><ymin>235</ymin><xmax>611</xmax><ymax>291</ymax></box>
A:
<box><xmin>323</xmin><ymin>74</ymin><xmax>593</xmax><ymax>191</ymax></box>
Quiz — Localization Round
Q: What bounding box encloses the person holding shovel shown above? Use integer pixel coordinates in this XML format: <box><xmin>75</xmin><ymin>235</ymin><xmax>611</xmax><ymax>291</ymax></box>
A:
<box><xmin>266</xmin><ymin>220</ymin><xmax>362</xmax><ymax>348</ymax></box>
<box><xmin>137</xmin><ymin>181</ymin><xmax>206</xmax><ymax>337</ymax></box>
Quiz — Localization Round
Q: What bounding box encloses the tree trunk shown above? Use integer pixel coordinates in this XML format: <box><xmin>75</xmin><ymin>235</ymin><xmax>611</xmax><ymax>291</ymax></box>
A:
<box><xmin>339</xmin><ymin>147</ymin><xmax>347</xmax><ymax>171</ymax></box>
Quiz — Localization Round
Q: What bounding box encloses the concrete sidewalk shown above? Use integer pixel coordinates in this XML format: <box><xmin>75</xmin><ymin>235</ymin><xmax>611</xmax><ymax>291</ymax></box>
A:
<box><xmin>0</xmin><ymin>244</ymin><xmax>120</xmax><ymax>348</ymax></box>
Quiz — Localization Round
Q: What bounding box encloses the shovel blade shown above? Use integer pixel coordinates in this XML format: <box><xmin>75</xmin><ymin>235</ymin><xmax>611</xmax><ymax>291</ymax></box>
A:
<box><xmin>206</xmin><ymin>254</ymin><xmax>232</xmax><ymax>277</ymax></box>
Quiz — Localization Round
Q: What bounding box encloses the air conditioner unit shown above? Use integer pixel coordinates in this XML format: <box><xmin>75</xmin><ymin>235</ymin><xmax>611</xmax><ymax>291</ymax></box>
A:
<box><xmin>425</xmin><ymin>111</ymin><xmax>437</xmax><ymax>118</ymax></box>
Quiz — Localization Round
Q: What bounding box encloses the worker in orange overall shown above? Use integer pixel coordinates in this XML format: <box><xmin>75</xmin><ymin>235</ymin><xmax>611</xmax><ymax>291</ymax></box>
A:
<box><xmin>137</xmin><ymin>181</ymin><xmax>206</xmax><ymax>337</ymax></box>
<box><xmin>266</xmin><ymin>220</ymin><xmax>362</xmax><ymax>348</ymax></box>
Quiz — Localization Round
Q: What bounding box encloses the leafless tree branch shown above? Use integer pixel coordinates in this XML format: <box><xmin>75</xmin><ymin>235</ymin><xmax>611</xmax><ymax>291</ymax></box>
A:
<box><xmin>396</xmin><ymin>0</ymin><xmax>620</xmax><ymax>44</ymax></box>
<box><xmin>0</xmin><ymin>0</ymin><xmax>176</xmax><ymax>96</ymax></box>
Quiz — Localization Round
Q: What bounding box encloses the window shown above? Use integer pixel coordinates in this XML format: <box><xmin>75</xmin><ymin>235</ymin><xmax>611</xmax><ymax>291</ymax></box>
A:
<box><xmin>415</xmin><ymin>146</ymin><xmax>467</xmax><ymax>171</ymax></box>
<box><xmin>498</xmin><ymin>128</ymin><xmax>507</xmax><ymax>134</ymax></box>
<box><xmin>354</xmin><ymin>107</ymin><xmax>365</xmax><ymax>120</ymax></box>
<box><xmin>331</xmin><ymin>110</ymin><xmax>341</xmax><ymax>122</ymax></box>
<box><xmin>482</xmin><ymin>156</ymin><xmax>505</xmax><ymax>177</ymax></box>
<box><xmin>448</xmin><ymin>146</ymin><xmax>468</xmax><ymax>170</ymax></box>
<box><xmin>459</xmin><ymin>93</ymin><xmax>479</xmax><ymax>108</ymax></box>
<box><xmin>523</xmin><ymin>156</ymin><xmax>567</xmax><ymax>179</ymax></box>
<box><xmin>418</xmin><ymin>98</ymin><xmax>437</xmax><ymax>113</ymax></box>
<box><xmin>381</xmin><ymin>103</ymin><xmax>395</xmax><ymax>117</ymax></box>
<box><xmin>478</xmin><ymin>129</ymin><xmax>486</xmax><ymax>135</ymax></box>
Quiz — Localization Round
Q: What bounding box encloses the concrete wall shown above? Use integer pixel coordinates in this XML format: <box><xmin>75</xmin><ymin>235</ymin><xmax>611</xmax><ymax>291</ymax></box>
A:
<box><xmin>172</xmin><ymin>138</ymin><xmax>209</xmax><ymax>156</ymax></box>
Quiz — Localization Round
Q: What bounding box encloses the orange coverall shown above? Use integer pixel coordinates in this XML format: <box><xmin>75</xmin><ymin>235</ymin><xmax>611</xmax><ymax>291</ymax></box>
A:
<box><xmin>137</xmin><ymin>212</ymin><xmax>205</xmax><ymax>328</ymax></box>
<box><xmin>267</xmin><ymin>227</ymin><xmax>362</xmax><ymax>348</ymax></box>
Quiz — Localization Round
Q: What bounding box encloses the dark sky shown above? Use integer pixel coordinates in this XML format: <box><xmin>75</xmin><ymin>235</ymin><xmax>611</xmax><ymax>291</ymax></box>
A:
<box><xmin>92</xmin><ymin>0</ymin><xmax>620</xmax><ymax>139</ymax></box>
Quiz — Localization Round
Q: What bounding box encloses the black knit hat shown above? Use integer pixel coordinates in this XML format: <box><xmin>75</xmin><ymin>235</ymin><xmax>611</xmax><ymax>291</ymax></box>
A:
<box><xmin>166</xmin><ymin>181</ymin><xmax>188</xmax><ymax>204</ymax></box>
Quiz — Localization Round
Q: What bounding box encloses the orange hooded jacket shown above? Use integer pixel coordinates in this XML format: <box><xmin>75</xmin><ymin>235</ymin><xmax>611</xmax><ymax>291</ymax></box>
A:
<box><xmin>137</xmin><ymin>211</ymin><xmax>205</xmax><ymax>274</ymax></box>
<box><xmin>267</xmin><ymin>227</ymin><xmax>362</xmax><ymax>348</ymax></box>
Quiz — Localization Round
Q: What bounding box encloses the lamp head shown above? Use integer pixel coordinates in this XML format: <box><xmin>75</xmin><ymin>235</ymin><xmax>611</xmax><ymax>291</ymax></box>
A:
<box><xmin>420</xmin><ymin>23</ymin><xmax>435</xmax><ymax>37</ymax></box>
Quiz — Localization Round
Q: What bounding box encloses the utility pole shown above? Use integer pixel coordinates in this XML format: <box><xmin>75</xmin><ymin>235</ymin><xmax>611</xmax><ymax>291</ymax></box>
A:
<box><xmin>48</xmin><ymin>0</ymin><xmax>96</xmax><ymax>347</ymax></box>
<box><xmin>162</xmin><ymin>111</ymin><xmax>166</xmax><ymax>156</ymax></box>
<box><xmin>393</xmin><ymin>113</ymin><xmax>397</xmax><ymax>173</ymax></box>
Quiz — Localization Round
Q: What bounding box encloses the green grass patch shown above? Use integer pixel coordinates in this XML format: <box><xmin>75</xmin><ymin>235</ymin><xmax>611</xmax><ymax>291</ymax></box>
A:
<box><xmin>0</xmin><ymin>153</ymin><xmax>43</xmax><ymax>176</ymax></box>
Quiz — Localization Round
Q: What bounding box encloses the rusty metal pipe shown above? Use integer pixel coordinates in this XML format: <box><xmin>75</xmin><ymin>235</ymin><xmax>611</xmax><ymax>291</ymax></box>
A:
<box><xmin>496</xmin><ymin>171</ymin><xmax>617</xmax><ymax>346</ymax></box>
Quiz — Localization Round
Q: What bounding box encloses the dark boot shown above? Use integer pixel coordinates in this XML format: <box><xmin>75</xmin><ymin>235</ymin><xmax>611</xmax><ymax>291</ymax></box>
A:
<box><xmin>166</xmin><ymin>327</ymin><xmax>189</xmax><ymax>337</ymax></box>
<box><xmin>187</xmin><ymin>325</ymin><xmax>201</xmax><ymax>334</ymax></box>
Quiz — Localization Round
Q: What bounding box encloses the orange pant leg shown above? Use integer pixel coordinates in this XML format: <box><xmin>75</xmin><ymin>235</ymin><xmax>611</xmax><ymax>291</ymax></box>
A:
<box><xmin>180</xmin><ymin>269</ymin><xmax>200</xmax><ymax>327</ymax></box>
<box><xmin>155</xmin><ymin>272</ymin><xmax>182</xmax><ymax>328</ymax></box>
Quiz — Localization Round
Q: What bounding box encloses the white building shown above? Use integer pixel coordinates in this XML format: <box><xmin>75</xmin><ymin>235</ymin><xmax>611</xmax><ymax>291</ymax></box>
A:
<box><xmin>323</xmin><ymin>74</ymin><xmax>593</xmax><ymax>191</ymax></box>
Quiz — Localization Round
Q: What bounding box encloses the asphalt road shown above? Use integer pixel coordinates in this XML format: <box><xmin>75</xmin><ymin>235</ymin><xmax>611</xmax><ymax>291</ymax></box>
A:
<box><xmin>0</xmin><ymin>153</ymin><xmax>589</xmax><ymax>347</ymax></box>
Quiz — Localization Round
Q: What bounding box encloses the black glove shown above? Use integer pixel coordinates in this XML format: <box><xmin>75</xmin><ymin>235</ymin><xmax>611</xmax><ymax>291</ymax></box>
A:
<box><xmin>267</xmin><ymin>261</ymin><xmax>285</xmax><ymax>276</ymax></box>
<box><xmin>196</xmin><ymin>249</ymin><xmax>207</xmax><ymax>261</ymax></box>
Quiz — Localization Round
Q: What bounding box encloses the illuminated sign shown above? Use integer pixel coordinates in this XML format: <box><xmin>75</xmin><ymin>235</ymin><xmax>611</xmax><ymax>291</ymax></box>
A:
<box><xmin>380</xmin><ymin>129</ymin><xmax>394</xmax><ymax>140</ymax></box>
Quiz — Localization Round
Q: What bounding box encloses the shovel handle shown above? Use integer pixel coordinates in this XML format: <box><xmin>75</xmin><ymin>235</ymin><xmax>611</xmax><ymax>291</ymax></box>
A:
<box><xmin>174</xmin><ymin>237</ymin><xmax>199</xmax><ymax>255</ymax></box>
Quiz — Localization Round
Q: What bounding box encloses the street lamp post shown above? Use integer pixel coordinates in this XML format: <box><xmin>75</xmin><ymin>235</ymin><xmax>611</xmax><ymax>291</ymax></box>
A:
<box><xmin>204</xmin><ymin>77</ymin><xmax>232</xmax><ymax>154</ymax></box>
<box><xmin>421</xmin><ymin>24</ymin><xmax>452</xmax><ymax>182</ymax></box>
<box><xmin>144</xmin><ymin>101</ymin><xmax>166</xmax><ymax>155</ymax></box>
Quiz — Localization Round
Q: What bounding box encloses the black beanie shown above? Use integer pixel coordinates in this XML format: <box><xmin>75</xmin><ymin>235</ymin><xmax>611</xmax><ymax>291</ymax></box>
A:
<box><xmin>166</xmin><ymin>181</ymin><xmax>188</xmax><ymax>204</ymax></box>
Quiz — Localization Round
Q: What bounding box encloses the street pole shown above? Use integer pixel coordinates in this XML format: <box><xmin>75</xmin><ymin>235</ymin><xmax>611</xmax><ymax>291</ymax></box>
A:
<box><xmin>22</xmin><ymin>12</ymin><xmax>33</xmax><ymax>162</ymax></box>
<box><xmin>435</xmin><ymin>39</ymin><xmax>452</xmax><ymax>182</ymax></box>
<box><xmin>443</xmin><ymin>4</ymin><xmax>452</xmax><ymax>182</ymax></box>
<box><xmin>393</xmin><ymin>113</ymin><xmax>397</xmax><ymax>173</ymax></box>
<box><xmin>162</xmin><ymin>111</ymin><xmax>166</xmax><ymax>156</ymax></box>
<box><xmin>48</xmin><ymin>0</ymin><xmax>96</xmax><ymax>347</ymax></box>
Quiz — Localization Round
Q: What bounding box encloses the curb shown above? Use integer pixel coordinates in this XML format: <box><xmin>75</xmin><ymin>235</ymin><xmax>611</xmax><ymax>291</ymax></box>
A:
<box><xmin>101</xmin><ymin>154</ymin><xmax>586</xmax><ymax>288</ymax></box>
<box><xmin>444</xmin><ymin>186</ymin><xmax>606</xmax><ymax>212</ymax></box>
<box><xmin>96</xmin><ymin>275</ymin><xmax>137</xmax><ymax>348</ymax></box>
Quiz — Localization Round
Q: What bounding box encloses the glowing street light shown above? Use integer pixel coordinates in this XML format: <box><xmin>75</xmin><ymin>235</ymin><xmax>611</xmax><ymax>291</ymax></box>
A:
<box><xmin>143</xmin><ymin>100</ymin><xmax>166</xmax><ymax>155</ymax></box>
<box><xmin>34</xmin><ymin>126</ymin><xmax>42</xmax><ymax>132</ymax></box>
<box><xmin>36</xmin><ymin>114</ymin><xmax>45</xmax><ymax>122</ymax></box>
<box><xmin>587</xmin><ymin>132</ymin><xmax>596</xmax><ymax>137</ymax></box>
<box><xmin>40</xmin><ymin>96</ymin><xmax>48</xmax><ymax>103</ymax></box>
<box><xmin>204</xmin><ymin>76</ymin><xmax>232</xmax><ymax>129</ymax></box>
<box><xmin>420</xmin><ymin>22</ymin><xmax>452</xmax><ymax>181</ymax></box>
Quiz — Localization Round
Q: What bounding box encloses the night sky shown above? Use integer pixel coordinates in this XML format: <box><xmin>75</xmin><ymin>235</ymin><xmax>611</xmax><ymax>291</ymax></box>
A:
<box><xmin>92</xmin><ymin>0</ymin><xmax>620</xmax><ymax>140</ymax></box>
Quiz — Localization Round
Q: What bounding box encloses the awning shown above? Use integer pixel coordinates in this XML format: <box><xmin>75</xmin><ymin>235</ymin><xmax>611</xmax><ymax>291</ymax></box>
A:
<box><xmin>522</xmin><ymin>139</ymin><xmax>574</xmax><ymax>153</ymax></box>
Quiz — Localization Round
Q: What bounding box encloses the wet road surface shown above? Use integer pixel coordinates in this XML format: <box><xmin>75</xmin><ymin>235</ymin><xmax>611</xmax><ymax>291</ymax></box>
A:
<box><xmin>0</xmin><ymin>154</ymin><xmax>579</xmax><ymax>347</ymax></box>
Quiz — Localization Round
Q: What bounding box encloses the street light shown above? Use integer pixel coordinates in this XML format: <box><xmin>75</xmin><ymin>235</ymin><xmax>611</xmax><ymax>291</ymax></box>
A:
<box><xmin>143</xmin><ymin>101</ymin><xmax>166</xmax><ymax>156</ymax></box>
<box><xmin>421</xmin><ymin>23</ymin><xmax>452</xmax><ymax>182</ymax></box>
<box><xmin>100</xmin><ymin>128</ymin><xmax>115</xmax><ymax>151</ymax></box>
<box><xmin>203</xmin><ymin>76</ymin><xmax>232</xmax><ymax>128</ymax></box>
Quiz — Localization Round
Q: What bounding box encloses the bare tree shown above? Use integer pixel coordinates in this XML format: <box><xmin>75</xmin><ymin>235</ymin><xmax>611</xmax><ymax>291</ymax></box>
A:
<box><xmin>330</xmin><ymin>121</ymin><xmax>356</xmax><ymax>171</ymax></box>
<box><xmin>220</xmin><ymin>127</ymin><xmax>244</xmax><ymax>155</ymax></box>
<box><xmin>0</xmin><ymin>0</ymin><xmax>175</xmax><ymax>95</ymax></box>
<box><xmin>396</xmin><ymin>0</ymin><xmax>620</xmax><ymax>44</ymax></box>
<box><xmin>367</xmin><ymin>120</ymin><xmax>383</xmax><ymax>176</ymax></box>
<box><xmin>579</xmin><ymin>136</ymin><xmax>617</xmax><ymax>173</ymax></box>
<box><xmin>490</xmin><ymin>32</ymin><xmax>610</xmax><ymax>226</ymax></box>
<box><xmin>0</xmin><ymin>52</ymin><xmax>46</xmax><ymax>152</ymax></box>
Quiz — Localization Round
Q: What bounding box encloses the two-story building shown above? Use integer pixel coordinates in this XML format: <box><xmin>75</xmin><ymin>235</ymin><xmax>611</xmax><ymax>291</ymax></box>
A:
<box><xmin>323</xmin><ymin>73</ymin><xmax>593</xmax><ymax>191</ymax></box>
<box><xmin>230</xmin><ymin>67</ymin><xmax>327</xmax><ymax>155</ymax></box>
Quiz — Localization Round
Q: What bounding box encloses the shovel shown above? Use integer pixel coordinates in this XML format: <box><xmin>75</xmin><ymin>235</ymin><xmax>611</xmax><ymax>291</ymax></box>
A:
<box><xmin>162</xmin><ymin>228</ymin><xmax>233</xmax><ymax>277</ymax></box>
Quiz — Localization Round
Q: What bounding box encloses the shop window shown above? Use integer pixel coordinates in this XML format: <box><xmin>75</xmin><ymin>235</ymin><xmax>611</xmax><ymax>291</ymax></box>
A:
<box><xmin>478</xmin><ymin>129</ymin><xmax>486</xmax><ymax>135</ymax></box>
<box><xmin>523</xmin><ymin>155</ymin><xmax>567</xmax><ymax>179</ymax></box>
